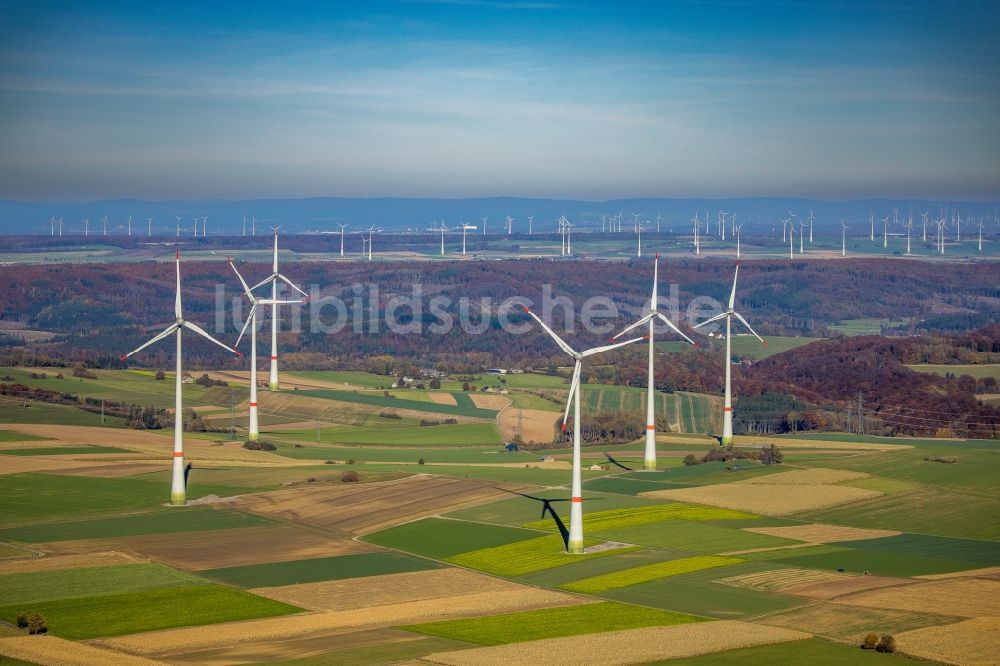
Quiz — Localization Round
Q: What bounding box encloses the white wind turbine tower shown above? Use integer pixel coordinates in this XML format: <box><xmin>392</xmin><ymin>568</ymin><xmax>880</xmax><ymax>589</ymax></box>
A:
<box><xmin>808</xmin><ymin>210</ymin><xmax>815</xmax><ymax>243</ymax></box>
<box><xmin>718</xmin><ymin>211</ymin><xmax>728</xmax><ymax>240</ymax></box>
<box><xmin>528</xmin><ymin>215</ymin><xmax>534</xmax><ymax>235</ymax></box>
<box><xmin>242</xmin><ymin>216</ymin><xmax>247</xmax><ymax>237</ymax></box>
<box><xmin>252</xmin><ymin>216</ymin><xmax>257</xmax><ymax>237</ymax></box>
<box><xmin>565</xmin><ymin>219</ymin><xmax>573</xmax><ymax>255</ymax></box>
<box><xmin>338</xmin><ymin>223</ymin><xmax>348</xmax><ymax>257</ymax></box>
<box><xmin>655</xmin><ymin>212</ymin><xmax>662</xmax><ymax>233</ymax></box>
<box><xmin>798</xmin><ymin>220</ymin><xmax>805</xmax><ymax>254</ymax></box>
<box><xmin>632</xmin><ymin>213</ymin><xmax>641</xmax><ymax>233</ymax></box>
<box><xmin>788</xmin><ymin>221</ymin><xmax>795</xmax><ymax>260</ymax></box>
<box><xmin>921</xmin><ymin>212</ymin><xmax>929</xmax><ymax>242</ymax></box>
<box><xmin>229</xmin><ymin>257</ymin><xmax>302</xmax><ymax>442</ymax></box>
<box><xmin>692</xmin><ymin>214</ymin><xmax>701</xmax><ymax>255</ymax></box>
<box><xmin>121</xmin><ymin>252</ymin><xmax>240</xmax><ymax>505</ymax></box>
<box><xmin>601</xmin><ymin>215</ymin><xmax>607</xmax><ymax>234</ymax></box>
<box><xmin>612</xmin><ymin>253</ymin><xmax>694</xmax><ymax>470</ymax></box>
<box><xmin>956</xmin><ymin>212</ymin><xmax>962</xmax><ymax>243</ymax></box>
<box><xmin>202</xmin><ymin>216</ymin><xmax>208</xmax><ymax>237</ymax></box>
<box><xmin>692</xmin><ymin>264</ymin><xmax>765</xmax><ymax>446</ymax></box>
<box><xmin>103</xmin><ymin>216</ymin><xmax>109</xmax><ymax>236</ymax></box>
<box><xmin>904</xmin><ymin>218</ymin><xmax>914</xmax><ymax>255</ymax></box>
<box><xmin>481</xmin><ymin>217</ymin><xmax>487</xmax><ymax>235</ymax></box>
<box><xmin>461</xmin><ymin>223</ymin><xmax>477</xmax><ymax>255</ymax></box>
<box><xmin>364</xmin><ymin>226</ymin><xmax>376</xmax><ymax>261</ymax></box>
<box><xmin>869</xmin><ymin>213</ymin><xmax>875</xmax><ymax>242</ymax></box>
<box><xmin>522</xmin><ymin>305</ymin><xmax>644</xmax><ymax>552</ymax></box>
<box><xmin>882</xmin><ymin>215</ymin><xmax>889</xmax><ymax>249</ymax></box>
<box><xmin>430</xmin><ymin>220</ymin><xmax>447</xmax><ymax>256</ymax></box>
<box><xmin>505</xmin><ymin>215</ymin><xmax>513</xmax><ymax>235</ymax></box>
<box><xmin>83</xmin><ymin>218</ymin><xmax>90</xmax><ymax>236</ymax></box>
<box><xmin>175</xmin><ymin>216</ymin><xmax>181</xmax><ymax>237</ymax></box>
<box><xmin>735</xmin><ymin>224</ymin><xmax>742</xmax><ymax>258</ymax></box>
<box><xmin>127</xmin><ymin>214</ymin><xmax>133</xmax><ymax>236</ymax></box>
<box><xmin>49</xmin><ymin>216</ymin><xmax>55</xmax><ymax>235</ymax></box>
<box><xmin>977</xmin><ymin>218</ymin><xmax>984</xmax><ymax>252</ymax></box>
<box><xmin>841</xmin><ymin>222</ymin><xmax>849</xmax><ymax>257</ymax></box>
<box><xmin>58</xmin><ymin>218</ymin><xmax>63</xmax><ymax>236</ymax></box>
<box><xmin>636</xmin><ymin>223</ymin><xmax>645</xmax><ymax>257</ymax></box>
<box><xmin>779</xmin><ymin>216</ymin><xmax>790</xmax><ymax>243</ymax></box>
<box><xmin>249</xmin><ymin>229</ymin><xmax>308</xmax><ymax>391</ymax></box>
<box><xmin>558</xmin><ymin>216</ymin><xmax>567</xmax><ymax>255</ymax></box>
<box><xmin>147</xmin><ymin>217</ymin><xmax>154</xmax><ymax>236</ymax></box>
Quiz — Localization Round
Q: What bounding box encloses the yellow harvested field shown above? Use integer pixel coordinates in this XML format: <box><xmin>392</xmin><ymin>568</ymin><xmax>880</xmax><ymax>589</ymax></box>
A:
<box><xmin>717</xmin><ymin>567</ymin><xmax>852</xmax><ymax>592</ymax></box>
<box><xmin>236</xmin><ymin>474</ymin><xmax>528</xmax><ymax>536</ymax></box>
<box><xmin>895</xmin><ymin>617</ymin><xmax>1000</xmax><ymax>666</ymax></box>
<box><xmin>742</xmin><ymin>523</ymin><xmax>900</xmax><ymax>543</ymax></box>
<box><xmin>428</xmin><ymin>392</ymin><xmax>459</xmax><ymax>406</ymax></box>
<box><xmin>783</xmin><ymin>575</ymin><xmax>911</xmax><ymax>600</ymax></box>
<box><xmin>498</xmin><ymin>407</ymin><xmax>557</xmax><ymax>444</ymax></box>
<box><xmin>0</xmin><ymin>424</ymin><xmax>300</xmax><ymax>466</ymax></box>
<box><xmin>468</xmin><ymin>393</ymin><xmax>507</xmax><ymax>410</ymax></box>
<box><xmin>421</xmin><ymin>621</ymin><xmax>811</xmax><ymax>666</ymax></box>
<box><xmin>834</xmin><ymin>578</ymin><xmax>1000</xmax><ymax>617</ymax></box>
<box><xmin>46</xmin><ymin>461</ymin><xmax>170</xmax><ymax>477</ymax></box>
<box><xmin>38</xmin><ymin>524</ymin><xmax>370</xmax><ymax>570</ymax></box>
<box><xmin>739</xmin><ymin>468</ymin><xmax>870</xmax><ymax>485</ymax></box>
<box><xmin>0</xmin><ymin>551</ymin><xmax>144</xmax><ymax>574</ymax></box>
<box><xmin>0</xmin><ymin>635</ymin><xmax>164</xmax><ymax>666</ymax></box>
<box><xmin>756</xmin><ymin>602</ymin><xmax>962</xmax><ymax>644</ymax></box>
<box><xmin>252</xmin><ymin>568</ymin><xmax>547</xmax><ymax>611</ymax></box>
<box><xmin>641</xmin><ymin>484</ymin><xmax>881</xmax><ymax>517</ymax></box>
<box><xmin>0</xmin><ymin>456</ymin><xmax>85</xmax><ymax>474</ymax></box>
<box><xmin>918</xmin><ymin>566</ymin><xmax>1000</xmax><ymax>580</ymax></box>
<box><xmin>101</xmin><ymin>588</ymin><xmax>586</xmax><ymax>655</ymax></box>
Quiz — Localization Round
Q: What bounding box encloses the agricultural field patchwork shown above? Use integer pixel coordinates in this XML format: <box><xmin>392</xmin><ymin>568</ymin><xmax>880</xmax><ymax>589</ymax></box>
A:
<box><xmin>404</xmin><ymin>601</ymin><xmax>704</xmax><ymax>645</ymax></box>
<box><xmin>642</xmin><ymin>482</ymin><xmax>883</xmax><ymax>516</ymax></box>
<box><xmin>562</xmin><ymin>555</ymin><xmax>743</xmax><ymax>593</ymax></box>
<box><xmin>363</xmin><ymin>517</ymin><xmax>538</xmax><ymax>559</ymax></box>
<box><xmin>521</xmin><ymin>503</ymin><xmax>757</xmax><ymax>533</ymax></box>
<box><xmin>0</xmin><ymin>563</ymin><xmax>207</xmax><ymax>605</ymax></box>
<box><xmin>201</xmin><ymin>551</ymin><xmax>442</xmax><ymax>588</ymax></box>
<box><xmin>448</xmin><ymin>534</ymin><xmax>639</xmax><ymax>576</ymax></box>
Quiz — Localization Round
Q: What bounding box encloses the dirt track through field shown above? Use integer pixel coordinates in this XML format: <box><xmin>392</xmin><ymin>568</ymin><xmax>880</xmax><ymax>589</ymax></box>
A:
<box><xmin>37</xmin><ymin>524</ymin><xmax>372</xmax><ymax>571</ymax></box>
<box><xmin>99</xmin><ymin>588</ymin><xmax>586</xmax><ymax>655</ymax></box>
<box><xmin>420</xmin><ymin>621</ymin><xmax>811</xmax><ymax>666</ymax></box>
<box><xmin>235</xmin><ymin>474</ymin><xmax>531</xmax><ymax>536</ymax></box>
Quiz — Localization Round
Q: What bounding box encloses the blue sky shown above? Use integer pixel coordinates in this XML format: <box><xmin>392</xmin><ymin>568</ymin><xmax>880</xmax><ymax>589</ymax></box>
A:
<box><xmin>1</xmin><ymin>1</ymin><xmax>998</xmax><ymax>201</ymax></box>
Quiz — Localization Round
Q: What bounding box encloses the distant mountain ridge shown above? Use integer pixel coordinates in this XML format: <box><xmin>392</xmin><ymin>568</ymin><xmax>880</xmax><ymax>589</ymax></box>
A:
<box><xmin>1</xmin><ymin>196</ymin><xmax>996</xmax><ymax>236</ymax></box>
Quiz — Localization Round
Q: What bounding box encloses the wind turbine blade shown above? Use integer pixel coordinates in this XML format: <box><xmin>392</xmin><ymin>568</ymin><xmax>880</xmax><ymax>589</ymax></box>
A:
<box><xmin>655</xmin><ymin>312</ymin><xmax>695</xmax><ymax>344</ymax></box>
<box><xmin>174</xmin><ymin>251</ymin><xmax>182</xmax><ymax>318</ymax></box>
<box><xmin>691</xmin><ymin>311</ymin><xmax>728</xmax><ymax>329</ymax></box>
<box><xmin>522</xmin><ymin>307</ymin><xmax>576</xmax><ymax>357</ymax></box>
<box><xmin>651</xmin><ymin>253</ymin><xmax>659</xmax><ymax>309</ymax></box>
<box><xmin>182</xmin><ymin>321</ymin><xmax>242</xmax><ymax>356</ymax></box>
<box><xmin>612</xmin><ymin>312</ymin><xmax>656</xmax><ymax>340</ymax></box>
<box><xmin>235</xmin><ymin>303</ymin><xmax>257</xmax><ymax>349</ymax></box>
<box><xmin>728</xmin><ymin>264</ymin><xmax>740</xmax><ymax>310</ymax></box>
<box><xmin>276</xmin><ymin>273</ymin><xmax>308</xmax><ymax>297</ymax></box>
<box><xmin>248</xmin><ymin>275</ymin><xmax>276</xmax><ymax>292</ymax></box>
<box><xmin>581</xmin><ymin>335</ymin><xmax>645</xmax><ymax>357</ymax></box>
<box><xmin>561</xmin><ymin>362</ymin><xmax>582</xmax><ymax>429</ymax></box>
<box><xmin>122</xmin><ymin>323</ymin><xmax>180</xmax><ymax>359</ymax></box>
<box><xmin>732</xmin><ymin>311</ymin><xmax>765</xmax><ymax>344</ymax></box>
<box><xmin>257</xmin><ymin>298</ymin><xmax>303</xmax><ymax>305</ymax></box>
<box><xmin>227</xmin><ymin>258</ymin><xmax>254</xmax><ymax>299</ymax></box>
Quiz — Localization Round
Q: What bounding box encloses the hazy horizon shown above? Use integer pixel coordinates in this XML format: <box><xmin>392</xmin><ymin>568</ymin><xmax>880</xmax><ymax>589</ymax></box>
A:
<box><xmin>2</xmin><ymin>1</ymin><xmax>998</xmax><ymax>202</ymax></box>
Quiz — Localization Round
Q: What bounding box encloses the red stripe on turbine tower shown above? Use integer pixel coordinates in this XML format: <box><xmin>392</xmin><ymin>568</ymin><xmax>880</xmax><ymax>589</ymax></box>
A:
<box><xmin>173</xmin><ymin>451</ymin><xmax>184</xmax><ymax>457</ymax></box>
<box><xmin>571</xmin><ymin>497</ymin><xmax>582</xmax><ymax>503</ymax></box>
<box><xmin>723</xmin><ymin>407</ymin><xmax>733</xmax><ymax>412</ymax></box>
<box><xmin>270</xmin><ymin>355</ymin><xmax>277</xmax><ymax>360</ymax></box>
<box><xmin>646</xmin><ymin>424</ymin><xmax>656</xmax><ymax>430</ymax></box>
<box><xmin>249</xmin><ymin>402</ymin><xmax>257</xmax><ymax>407</ymax></box>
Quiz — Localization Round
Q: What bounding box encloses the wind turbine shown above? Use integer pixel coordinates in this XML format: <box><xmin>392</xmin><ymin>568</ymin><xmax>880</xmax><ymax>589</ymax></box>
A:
<box><xmin>251</xmin><ymin>216</ymin><xmax>257</xmax><ymax>237</ymax></box>
<box><xmin>780</xmin><ymin>216</ymin><xmax>789</xmax><ymax>243</ymax></box>
<box><xmin>481</xmin><ymin>217</ymin><xmax>487</xmax><ymax>235</ymax></box>
<box><xmin>363</xmin><ymin>226</ymin><xmax>376</xmax><ymax>261</ymax></box>
<box><xmin>528</xmin><ymin>215</ymin><xmax>534</xmax><ymax>235</ymax></box>
<box><xmin>655</xmin><ymin>212</ymin><xmax>662</xmax><ymax>233</ymax></box>
<box><xmin>798</xmin><ymin>220</ymin><xmax>805</xmax><ymax>254</ymax></box>
<box><xmin>692</xmin><ymin>264</ymin><xmax>765</xmax><ymax>446</ymax></box>
<box><xmin>612</xmin><ymin>253</ymin><xmax>694</xmax><ymax>470</ymax></box>
<box><xmin>636</xmin><ymin>223</ymin><xmax>644</xmax><ymax>257</ymax></box>
<box><xmin>202</xmin><ymin>216</ymin><xmax>208</xmax><ymax>237</ymax></box>
<box><xmin>904</xmin><ymin>218</ymin><xmax>914</xmax><ymax>255</ymax></box>
<box><xmin>83</xmin><ymin>218</ymin><xmax>90</xmax><ymax>236</ymax></box>
<box><xmin>956</xmin><ymin>212</ymin><xmax>962</xmax><ymax>243</ymax></box>
<box><xmin>242</xmin><ymin>216</ymin><xmax>248</xmax><ymax>237</ymax></box>
<box><xmin>58</xmin><ymin>218</ymin><xmax>63</xmax><ymax>236</ymax></box>
<box><xmin>921</xmin><ymin>211</ymin><xmax>929</xmax><ymax>242</ymax></box>
<box><xmin>229</xmin><ymin>258</ymin><xmax>302</xmax><ymax>442</ymax></box>
<box><xmin>338</xmin><ymin>223</ymin><xmax>348</xmax><ymax>257</ymax></box>
<box><xmin>564</xmin><ymin>219</ymin><xmax>572</xmax><ymax>255</ymax></box>
<box><xmin>977</xmin><ymin>218</ymin><xmax>984</xmax><ymax>252</ymax></box>
<box><xmin>788</xmin><ymin>222</ymin><xmax>795</xmax><ymax>260</ymax></box>
<box><xmin>127</xmin><ymin>214</ymin><xmax>133</xmax><ymax>237</ymax></box>
<box><xmin>869</xmin><ymin>213</ymin><xmax>875</xmax><ymax>242</ymax></box>
<box><xmin>461</xmin><ymin>223</ymin><xmax>477</xmax><ymax>255</ymax></box>
<box><xmin>841</xmin><ymin>222</ymin><xmax>848</xmax><ymax>257</ymax></box>
<box><xmin>505</xmin><ymin>215</ymin><xmax>513</xmax><ymax>235</ymax></box>
<box><xmin>735</xmin><ymin>224</ymin><xmax>742</xmax><ymax>258</ymax></box>
<box><xmin>522</xmin><ymin>305</ymin><xmax>644</xmax><ymax>552</ymax></box>
<box><xmin>103</xmin><ymin>216</ymin><xmax>109</xmax><ymax>236</ymax></box>
<box><xmin>49</xmin><ymin>216</ymin><xmax>55</xmax><ymax>235</ymax></box>
<box><xmin>632</xmin><ymin>213</ymin><xmax>641</xmax><ymax>233</ymax></box>
<box><xmin>121</xmin><ymin>252</ymin><xmax>240</xmax><ymax>505</ymax></box>
<box><xmin>147</xmin><ymin>217</ymin><xmax>154</xmax><ymax>236</ymax></box>
<box><xmin>808</xmin><ymin>210</ymin><xmax>815</xmax><ymax>243</ymax></box>
<box><xmin>691</xmin><ymin>213</ymin><xmax>701</xmax><ymax>255</ymax></box>
<box><xmin>882</xmin><ymin>215</ymin><xmax>889</xmax><ymax>249</ymax></box>
<box><xmin>430</xmin><ymin>220</ymin><xmax>448</xmax><ymax>256</ymax></box>
<box><xmin>249</xmin><ymin>229</ymin><xmax>308</xmax><ymax>390</ymax></box>
<box><xmin>175</xmin><ymin>216</ymin><xmax>181</xmax><ymax>237</ymax></box>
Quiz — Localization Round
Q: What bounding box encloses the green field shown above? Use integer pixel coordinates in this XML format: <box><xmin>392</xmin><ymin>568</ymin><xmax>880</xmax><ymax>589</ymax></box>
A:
<box><xmin>562</xmin><ymin>555</ymin><xmax>743</xmax><ymax>593</ymax></box>
<box><xmin>271</xmin><ymin>422</ymin><xmax>502</xmax><ymax>447</ymax></box>
<box><xmin>0</xmin><ymin>430</ymin><xmax>48</xmax><ymax>442</ymax></box>
<box><xmin>0</xmin><ymin>473</ymin><xmax>161</xmax><ymax>525</ymax></box>
<box><xmin>0</xmin><ymin>400</ymin><xmax>126</xmax><ymax>428</ymax></box>
<box><xmin>271</xmin><ymin>443</ymin><xmax>537</xmax><ymax>464</ymax></box>
<box><xmin>0</xmin><ymin>564</ymin><xmax>207</xmax><ymax>605</ymax></box>
<box><xmin>363</xmin><ymin>517</ymin><xmax>538</xmax><ymax>559</ymax></box>
<box><xmin>0</xmin><ymin>507</ymin><xmax>273</xmax><ymax>544</ymax></box>
<box><xmin>906</xmin><ymin>364</ymin><xmax>1000</xmax><ymax>381</ymax></box>
<box><xmin>843</xmin><ymin>533</ymin><xmax>1000</xmax><ymax>566</ymax></box>
<box><xmin>775</xmin><ymin>545</ymin><xmax>975</xmax><ymax>577</ymax></box>
<box><xmin>0</xmin><ymin>585</ymin><xmax>301</xmax><ymax>639</ymax></box>
<box><xmin>828</xmin><ymin>318</ymin><xmax>910</xmax><ymax>336</ymax></box>
<box><xmin>445</xmin><ymin>488</ymin><xmax>666</xmax><ymax>528</ymax></box>
<box><xmin>728</xmin><ymin>335</ymin><xmax>822</xmax><ymax>360</ymax></box>
<box><xmin>448</xmin><ymin>534</ymin><xmax>639</xmax><ymax>576</ymax></box>
<box><xmin>597</xmin><ymin>521</ymin><xmax>798</xmax><ymax>554</ymax></box>
<box><xmin>522</xmin><ymin>504</ymin><xmax>757</xmax><ymax>534</ymax></box>
<box><xmin>294</xmin><ymin>388</ymin><xmax>498</xmax><ymax>418</ymax></box>
<box><xmin>201</xmin><ymin>551</ymin><xmax>443</xmax><ymax>588</ymax></box>
<box><xmin>403</xmin><ymin>601</ymin><xmax>705</xmax><ymax>645</ymax></box>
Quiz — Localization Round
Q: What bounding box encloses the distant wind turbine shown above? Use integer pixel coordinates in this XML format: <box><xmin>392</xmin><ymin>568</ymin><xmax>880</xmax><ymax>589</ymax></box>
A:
<box><xmin>338</xmin><ymin>223</ymin><xmax>348</xmax><ymax>257</ymax></box>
